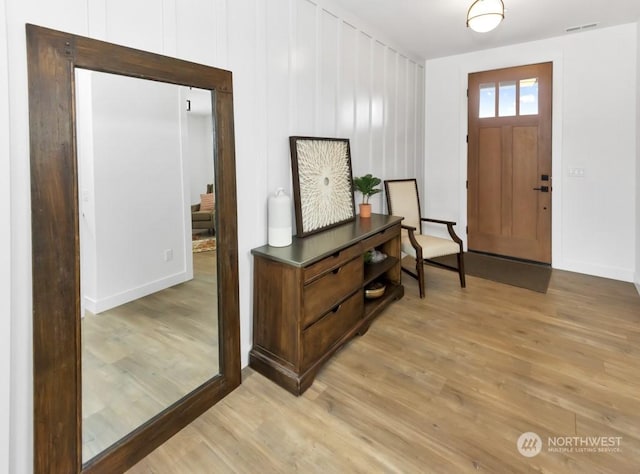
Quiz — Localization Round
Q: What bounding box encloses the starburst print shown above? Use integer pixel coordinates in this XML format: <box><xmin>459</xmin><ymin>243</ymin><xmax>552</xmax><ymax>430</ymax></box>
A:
<box><xmin>295</xmin><ymin>139</ymin><xmax>354</xmax><ymax>233</ymax></box>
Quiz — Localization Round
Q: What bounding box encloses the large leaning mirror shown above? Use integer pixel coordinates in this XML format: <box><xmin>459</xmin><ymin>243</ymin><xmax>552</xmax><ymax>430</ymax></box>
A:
<box><xmin>76</xmin><ymin>71</ymin><xmax>220</xmax><ymax>461</ymax></box>
<box><xmin>27</xmin><ymin>24</ymin><xmax>240</xmax><ymax>473</ymax></box>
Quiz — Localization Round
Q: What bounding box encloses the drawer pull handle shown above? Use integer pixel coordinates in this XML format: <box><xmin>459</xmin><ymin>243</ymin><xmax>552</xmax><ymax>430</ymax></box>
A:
<box><xmin>332</xmin><ymin>267</ymin><xmax>342</xmax><ymax>275</ymax></box>
<box><xmin>331</xmin><ymin>304</ymin><xmax>342</xmax><ymax>313</ymax></box>
<box><xmin>331</xmin><ymin>251</ymin><xmax>341</xmax><ymax>259</ymax></box>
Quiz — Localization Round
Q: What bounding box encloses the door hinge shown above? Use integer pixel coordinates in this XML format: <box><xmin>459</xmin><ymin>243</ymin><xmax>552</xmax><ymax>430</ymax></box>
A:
<box><xmin>466</xmin><ymin>180</ymin><xmax>468</xmax><ymax>189</ymax></box>
<box><xmin>466</xmin><ymin>225</ymin><xmax>468</xmax><ymax>234</ymax></box>
<box><xmin>466</xmin><ymin>134</ymin><xmax>468</xmax><ymax>143</ymax></box>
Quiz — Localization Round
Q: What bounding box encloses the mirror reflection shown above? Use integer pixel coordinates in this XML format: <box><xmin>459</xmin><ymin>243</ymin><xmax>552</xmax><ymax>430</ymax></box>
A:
<box><xmin>75</xmin><ymin>70</ymin><xmax>219</xmax><ymax>462</ymax></box>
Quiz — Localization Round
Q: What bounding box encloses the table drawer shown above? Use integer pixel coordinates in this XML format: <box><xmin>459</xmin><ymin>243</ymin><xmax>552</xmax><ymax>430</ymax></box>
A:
<box><xmin>303</xmin><ymin>242</ymin><xmax>363</xmax><ymax>283</ymax></box>
<box><xmin>360</xmin><ymin>224</ymin><xmax>400</xmax><ymax>251</ymax></box>
<box><xmin>301</xmin><ymin>290</ymin><xmax>363</xmax><ymax>369</ymax></box>
<box><xmin>303</xmin><ymin>256</ymin><xmax>362</xmax><ymax>327</ymax></box>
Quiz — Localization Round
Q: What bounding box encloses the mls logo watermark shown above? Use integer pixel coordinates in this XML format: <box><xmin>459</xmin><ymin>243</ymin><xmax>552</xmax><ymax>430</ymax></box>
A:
<box><xmin>517</xmin><ymin>431</ymin><xmax>623</xmax><ymax>457</ymax></box>
<box><xmin>517</xmin><ymin>432</ymin><xmax>542</xmax><ymax>457</ymax></box>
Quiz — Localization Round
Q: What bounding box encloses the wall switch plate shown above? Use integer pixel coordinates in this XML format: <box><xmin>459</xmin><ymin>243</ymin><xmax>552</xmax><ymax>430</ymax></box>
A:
<box><xmin>568</xmin><ymin>167</ymin><xmax>585</xmax><ymax>178</ymax></box>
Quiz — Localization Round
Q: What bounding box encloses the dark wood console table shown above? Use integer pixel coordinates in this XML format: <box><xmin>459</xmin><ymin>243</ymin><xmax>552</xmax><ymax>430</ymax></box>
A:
<box><xmin>250</xmin><ymin>213</ymin><xmax>404</xmax><ymax>395</ymax></box>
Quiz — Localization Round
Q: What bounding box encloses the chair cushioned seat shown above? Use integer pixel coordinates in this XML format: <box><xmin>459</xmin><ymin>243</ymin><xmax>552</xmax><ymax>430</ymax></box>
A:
<box><xmin>192</xmin><ymin>210</ymin><xmax>214</xmax><ymax>221</ymax></box>
<box><xmin>401</xmin><ymin>233</ymin><xmax>461</xmax><ymax>259</ymax></box>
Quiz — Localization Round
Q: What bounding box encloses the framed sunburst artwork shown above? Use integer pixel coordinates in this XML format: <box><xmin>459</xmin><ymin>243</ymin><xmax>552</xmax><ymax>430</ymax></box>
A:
<box><xmin>289</xmin><ymin>136</ymin><xmax>355</xmax><ymax>237</ymax></box>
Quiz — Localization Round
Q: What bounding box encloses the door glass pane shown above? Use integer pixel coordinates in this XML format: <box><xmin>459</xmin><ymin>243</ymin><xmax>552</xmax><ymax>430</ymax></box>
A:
<box><xmin>520</xmin><ymin>78</ymin><xmax>538</xmax><ymax>115</ymax></box>
<box><xmin>479</xmin><ymin>83</ymin><xmax>495</xmax><ymax>118</ymax></box>
<box><xmin>498</xmin><ymin>81</ymin><xmax>516</xmax><ymax>117</ymax></box>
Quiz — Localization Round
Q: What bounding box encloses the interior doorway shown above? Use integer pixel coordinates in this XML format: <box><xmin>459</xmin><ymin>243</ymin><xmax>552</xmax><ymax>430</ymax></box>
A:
<box><xmin>467</xmin><ymin>62</ymin><xmax>552</xmax><ymax>263</ymax></box>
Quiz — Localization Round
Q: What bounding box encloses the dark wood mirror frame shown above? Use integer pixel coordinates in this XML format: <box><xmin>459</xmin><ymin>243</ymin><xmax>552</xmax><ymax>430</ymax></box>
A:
<box><xmin>26</xmin><ymin>24</ymin><xmax>241</xmax><ymax>473</ymax></box>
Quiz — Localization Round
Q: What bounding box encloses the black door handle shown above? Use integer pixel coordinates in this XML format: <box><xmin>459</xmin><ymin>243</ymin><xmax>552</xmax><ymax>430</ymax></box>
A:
<box><xmin>533</xmin><ymin>186</ymin><xmax>549</xmax><ymax>192</ymax></box>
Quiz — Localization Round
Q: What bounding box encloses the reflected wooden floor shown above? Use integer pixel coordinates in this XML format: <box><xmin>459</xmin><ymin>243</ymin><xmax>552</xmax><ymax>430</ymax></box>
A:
<box><xmin>129</xmin><ymin>267</ymin><xmax>640</xmax><ymax>473</ymax></box>
<box><xmin>82</xmin><ymin>250</ymin><xmax>218</xmax><ymax>461</ymax></box>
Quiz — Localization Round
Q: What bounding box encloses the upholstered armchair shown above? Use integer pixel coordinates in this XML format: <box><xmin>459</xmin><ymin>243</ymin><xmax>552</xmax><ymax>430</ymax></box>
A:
<box><xmin>384</xmin><ymin>179</ymin><xmax>465</xmax><ymax>298</ymax></box>
<box><xmin>191</xmin><ymin>184</ymin><xmax>215</xmax><ymax>234</ymax></box>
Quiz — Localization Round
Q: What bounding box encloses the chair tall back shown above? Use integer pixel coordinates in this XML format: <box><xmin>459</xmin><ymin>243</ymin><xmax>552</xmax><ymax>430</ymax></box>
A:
<box><xmin>385</xmin><ymin>179</ymin><xmax>422</xmax><ymax>234</ymax></box>
<box><xmin>384</xmin><ymin>178</ymin><xmax>466</xmax><ymax>296</ymax></box>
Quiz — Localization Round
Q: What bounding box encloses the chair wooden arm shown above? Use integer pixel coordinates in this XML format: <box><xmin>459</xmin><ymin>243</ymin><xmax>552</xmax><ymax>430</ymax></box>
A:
<box><xmin>420</xmin><ymin>217</ymin><xmax>463</xmax><ymax>246</ymax></box>
<box><xmin>401</xmin><ymin>224</ymin><xmax>423</xmax><ymax>258</ymax></box>
<box><xmin>421</xmin><ymin>217</ymin><xmax>456</xmax><ymax>226</ymax></box>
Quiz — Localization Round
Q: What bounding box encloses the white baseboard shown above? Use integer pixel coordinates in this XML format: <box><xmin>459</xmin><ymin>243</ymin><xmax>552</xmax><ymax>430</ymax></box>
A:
<box><xmin>554</xmin><ymin>259</ymin><xmax>634</xmax><ymax>283</ymax></box>
<box><xmin>635</xmin><ymin>275</ymin><xmax>640</xmax><ymax>296</ymax></box>
<box><xmin>84</xmin><ymin>270</ymin><xmax>192</xmax><ymax>315</ymax></box>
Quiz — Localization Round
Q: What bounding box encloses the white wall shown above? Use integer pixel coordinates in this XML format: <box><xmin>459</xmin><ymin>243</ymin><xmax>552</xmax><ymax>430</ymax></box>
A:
<box><xmin>80</xmin><ymin>72</ymin><xmax>192</xmax><ymax>313</ymax></box>
<box><xmin>425</xmin><ymin>24</ymin><xmax>638</xmax><ymax>282</ymax></box>
<box><xmin>186</xmin><ymin>112</ymin><xmax>215</xmax><ymax>205</ymax></box>
<box><xmin>76</xmin><ymin>69</ymin><xmax>98</xmax><ymax>316</ymax></box>
<box><xmin>3</xmin><ymin>0</ymin><xmax>424</xmax><ymax>471</ymax></box>
<box><xmin>636</xmin><ymin>17</ymin><xmax>640</xmax><ymax>294</ymax></box>
<box><xmin>184</xmin><ymin>87</ymin><xmax>215</xmax><ymax>205</ymax></box>
<box><xmin>0</xmin><ymin>0</ymin><xmax>11</xmax><ymax>470</ymax></box>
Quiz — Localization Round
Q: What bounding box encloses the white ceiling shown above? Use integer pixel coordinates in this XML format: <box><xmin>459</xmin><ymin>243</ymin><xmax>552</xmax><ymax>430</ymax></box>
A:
<box><xmin>333</xmin><ymin>0</ymin><xmax>640</xmax><ymax>60</ymax></box>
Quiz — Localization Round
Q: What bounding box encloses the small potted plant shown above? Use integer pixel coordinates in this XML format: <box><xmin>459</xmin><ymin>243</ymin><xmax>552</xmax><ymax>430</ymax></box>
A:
<box><xmin>352</xmin><ymin>174</ymin><xmax>381</xmax><ymax>218</ymax></box>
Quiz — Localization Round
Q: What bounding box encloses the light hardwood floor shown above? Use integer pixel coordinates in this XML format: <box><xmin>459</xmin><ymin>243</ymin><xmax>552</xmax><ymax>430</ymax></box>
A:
<box><xmin>82</xmin><ymin>250</ymin><xmax>218</xmax><ymax>461</ymax></box>
<box><xmin>128</xmin><ymin>265</ymin><xmax>640</xmax><ymax>473</ymax></box>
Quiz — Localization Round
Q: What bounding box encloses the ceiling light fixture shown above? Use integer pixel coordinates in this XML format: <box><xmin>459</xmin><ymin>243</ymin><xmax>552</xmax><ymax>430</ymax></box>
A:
<box><xmin>466</xmin><ymin>0</ymin><xmax>504</xmax><ymax>33</ymax></box>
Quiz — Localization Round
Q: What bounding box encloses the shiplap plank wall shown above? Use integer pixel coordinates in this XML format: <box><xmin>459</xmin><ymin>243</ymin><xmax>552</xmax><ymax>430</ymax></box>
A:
<box><xmin>228</xmin><ymin>0</ymin><xmax>426</xmax><ymax>362</ymax></box>
<box><xmin>89</xmin><ymin>0</ymin><xmax>427</xmax><ymax>366</ymax></box>
<box><xmin>255</xmin><ymin>0</ymin><xmax>427</xmax><ymax>208</ymax></box>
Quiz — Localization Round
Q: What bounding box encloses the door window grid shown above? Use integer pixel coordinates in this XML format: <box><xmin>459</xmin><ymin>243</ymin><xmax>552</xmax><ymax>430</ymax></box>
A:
<box><xmin>499</xmin><ymin>81</ymin><xmax>516</xmax><ymax>117</ymax></box>
<box><xmin>519</xmin><ymin>78</ymin><xmax>539</xmax><ymax>115</ymax></box>
<box><xmin>478</xmin><ymin>78</ymin><xmax>538</xmax><ymax>118</ymax></box>
<box><xmin>479</xmin><ymin>83</ymin><xmax>495</xmax><ymax>118</ymax></box>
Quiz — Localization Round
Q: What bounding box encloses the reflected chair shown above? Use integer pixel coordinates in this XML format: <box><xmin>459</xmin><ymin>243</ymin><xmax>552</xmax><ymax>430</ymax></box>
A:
<box><xmin>191</xmin><ymin>183</ymin><xmax>215</xmax><ymax>234</ymax></box>
<box><xmin>384</xmin><ymin>179</ymin><xmax>465</xmax><ymax>298</ymax></box>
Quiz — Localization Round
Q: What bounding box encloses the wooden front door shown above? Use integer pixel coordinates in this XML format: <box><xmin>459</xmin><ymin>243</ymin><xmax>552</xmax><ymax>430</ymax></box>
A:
<box><xmin>467</xmin><ymin>62</ymin><xmax>552</xmax><ymax>263</ymax></box>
